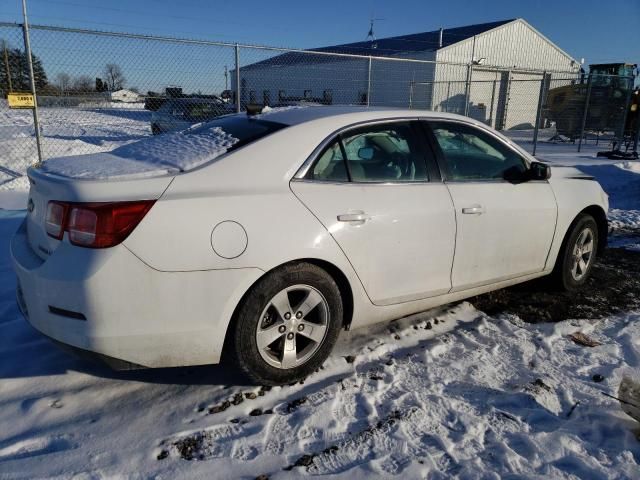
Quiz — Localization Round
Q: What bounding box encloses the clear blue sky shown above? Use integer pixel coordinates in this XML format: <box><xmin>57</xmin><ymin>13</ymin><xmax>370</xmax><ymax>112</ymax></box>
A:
<box><xmin>0</xmin><ymin>0</ymin><xmax>638</xmax><ymax>94</ymax></box>
<box><xmin>1</xmin><ymin>0</ymin><xmax>638</xmax><ymax>63</ymax></box>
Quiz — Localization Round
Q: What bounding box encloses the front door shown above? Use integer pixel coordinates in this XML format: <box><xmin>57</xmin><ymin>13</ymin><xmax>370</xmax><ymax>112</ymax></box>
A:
<box><xmin>291</xmin><ymin>120</ymin><xmax>456</xmax><ymax>306</ymax></box>
<box><xmin>426</xmin><ymin>120</ymin><xmax>557</xmax><ymax>291</ymax></box>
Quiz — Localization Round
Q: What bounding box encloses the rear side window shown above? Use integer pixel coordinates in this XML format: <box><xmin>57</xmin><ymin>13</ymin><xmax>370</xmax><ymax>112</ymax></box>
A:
<box><xmin>429</xmin><ymin>121</ymin><xmax>527</xmax><ymax>181</ymax></box>
<box><xmin>307</xmin><ymin>121</ymin><xmax>430</xmax><ymax>183</ymax></box>
<box><xmin>341</xmin><ymin>123</ymin><xmax>428</xmax><ymax>182</ymax></box>
<box><xmin>187</xmin><ymin>116</ymin><xmax>287</xmax><ymax>152</ymax></box>
<box><xmin>311</xmin><ymin>140</ymin><xmax>348</xmax><ymax>181</ymax></box>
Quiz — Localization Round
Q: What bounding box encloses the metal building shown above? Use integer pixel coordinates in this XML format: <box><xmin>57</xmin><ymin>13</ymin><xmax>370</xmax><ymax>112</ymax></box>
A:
<box><xmin>236</xmin><ymin>18</ymin><xmax>580</xmax><ymax>130</ymax></box>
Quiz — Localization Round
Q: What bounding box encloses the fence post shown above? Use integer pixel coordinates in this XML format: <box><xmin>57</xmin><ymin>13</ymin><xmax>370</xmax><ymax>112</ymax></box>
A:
<box><xmin>577</xmin><ymin>73</ymin><xmax>593</xmax><ymax>153</ymax></box>
<box><xmin>445</xmin><ymin>81</ymin><xmax>451</xmax><ymax>112</ymax></box>
<box><xmin>464</xmin><ymin>63</ymin><xmax>472</xmax><ymax>116</ymax></box>
<box><xmin>234</xmin><ymin>43</ymin><xmax>241</xmax><ymax>113</ymax></box>
<box><xmin>408</xmin><ymin>80</ymin><xmax>414</xmax><ymax>109</ymax></box>
<box><xmin>21</xmin><ymin>0</ymin><xmax>43</xmax><ymax>165</ymax></box>
<box><xmin>532</xmin><ymin>71</ymin><xmax>547</xmax><ymax>156</ymax></box>
<box><xmin>366</xmin><ymin>56</ymin><xmax>372</xmax><ymax>107</ymax></box>
<box><xmin>634</xmin><ymin>110</ymin><xmax>640</xmax><ymax>155</ymax></box>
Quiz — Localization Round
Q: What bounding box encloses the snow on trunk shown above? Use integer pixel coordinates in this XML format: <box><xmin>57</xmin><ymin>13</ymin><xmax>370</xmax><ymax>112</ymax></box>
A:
<box><xmin>39</xmin><ymin>126</ymin><xmax>239</xmax><ymax>180</ymax></box>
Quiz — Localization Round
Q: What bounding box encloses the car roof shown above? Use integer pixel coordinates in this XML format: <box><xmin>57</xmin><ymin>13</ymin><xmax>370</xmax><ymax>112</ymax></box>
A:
<box><xmin>255</xmin><ymin>105</ymin><xmax>479</xmax><ymax>127</ymax></box>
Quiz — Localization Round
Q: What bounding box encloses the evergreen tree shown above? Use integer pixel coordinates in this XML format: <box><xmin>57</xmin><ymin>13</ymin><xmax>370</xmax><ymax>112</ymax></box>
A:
<box><xmin>0</xmin><ymin>42</ymin><xmax>48</xmax><ymax>94</ymax></box>
<box><xmin>95</xmin><ymin>77</ymin><xmax>106</xmax><ymax>92</ymax></box>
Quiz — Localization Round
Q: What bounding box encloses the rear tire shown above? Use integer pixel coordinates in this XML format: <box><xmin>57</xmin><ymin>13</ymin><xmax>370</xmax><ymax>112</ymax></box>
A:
<box><xmin>228</xmin><ymin>262</ymin><xmax>343</xmax><ymax>386</ymax></box>
<box><xmin>551</xmin><ymin>213</ymin><xmax>598</xmax><ymax>291</ymax></box>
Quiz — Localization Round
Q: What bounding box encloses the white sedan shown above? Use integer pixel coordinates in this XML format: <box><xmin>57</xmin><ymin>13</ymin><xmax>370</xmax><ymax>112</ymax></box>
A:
<box><xmin>12</xmin><ymin>106</ymin><xmax>609</xmax><ymax>385</ymax></box>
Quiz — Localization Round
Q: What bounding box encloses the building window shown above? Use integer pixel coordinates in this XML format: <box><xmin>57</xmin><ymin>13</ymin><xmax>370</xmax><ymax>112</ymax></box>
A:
<box><xmin>304</xmin><ymin>89</ymin><xmax>312</xmax><ymax>99</ymax></box>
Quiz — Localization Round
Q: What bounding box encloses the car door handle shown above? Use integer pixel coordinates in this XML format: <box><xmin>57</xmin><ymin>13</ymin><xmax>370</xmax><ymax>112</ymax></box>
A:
<box><xmin>337</xmin><ymin>212</ymin><xmax>371</xmax><ymax>223</ymax></box>
<box><xmin>461</xmin><ymin>205</ymin><xmax>485</xmax><ymax>215</ymax></box>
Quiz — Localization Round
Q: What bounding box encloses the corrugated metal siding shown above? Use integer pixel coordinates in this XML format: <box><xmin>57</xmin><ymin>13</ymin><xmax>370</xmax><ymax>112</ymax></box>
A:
<box><xmin>435</xmin><ymin>19</ymin><xmax>577</xmax><ymax>72</ymax></box>
<box><xmin>234</xmin><ymin>19</ymin><xmax>579</xmax><ymax>121</ymax></box>
<box><xmin>430</xmin><ymin>63</ymin><xmax>470</xmax><ymax>113</ymax></box>
<box><xmin>236</xmin><ymin>58</ymin><xmax>369</xmax><ymax>105</ymax></box>
<box><xmin>433</xmin><ymin>20</ymin><xmax>579</xmax><ymax>128</ymax></box>
<box><xmin>370</xmin><ymin>55</ymin><xmax>436</xmax><ymax>108</ymax></box>
<box><xmin>236</xmin><ymin>51</ymin><xmax>437</xmax><ymax>107</ymax></box>
<box><xmin>467</xmin><ymin>69</ymin><xmax>502</xmax><ymax>126</ymax></box>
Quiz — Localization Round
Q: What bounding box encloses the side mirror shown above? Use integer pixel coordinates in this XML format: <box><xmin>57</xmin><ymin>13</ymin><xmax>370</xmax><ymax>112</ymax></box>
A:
<box><xmin>529</xmin><ymin>161</ymin><xmax>551</xmax><ymax>181</ymax></box>
<box><xmin>358</xmin><ymin>147</ymin><xmax>374</xmax><ymax>160</ymax></box>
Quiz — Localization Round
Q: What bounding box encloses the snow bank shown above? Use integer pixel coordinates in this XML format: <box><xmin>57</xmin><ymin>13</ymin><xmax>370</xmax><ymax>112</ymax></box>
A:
<box><xmin>39</xmin><ymin>126</ymin><xmax>238</xmax><ymax>180</ymax></box>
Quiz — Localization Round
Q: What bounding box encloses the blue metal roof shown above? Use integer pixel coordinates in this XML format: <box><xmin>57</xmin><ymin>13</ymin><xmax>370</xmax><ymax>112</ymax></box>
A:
<box><xmin>243</xmin><ymin>19</ymin><xmax>515</xmax><ymax>70</ymax></box>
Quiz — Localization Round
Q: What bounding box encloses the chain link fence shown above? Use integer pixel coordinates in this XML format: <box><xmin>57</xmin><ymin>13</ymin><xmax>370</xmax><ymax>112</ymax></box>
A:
<box><xmin>1</xmin><ymin>22</ymin><xmax>637</xmax><ymax>189</ymax></box>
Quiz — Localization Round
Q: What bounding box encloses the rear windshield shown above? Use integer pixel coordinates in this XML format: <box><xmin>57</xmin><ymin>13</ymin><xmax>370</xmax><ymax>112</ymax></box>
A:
<box><xmin>187</xmin><ymin>115</ymin><xmax>287</xmax><ymax>152</ymax></box>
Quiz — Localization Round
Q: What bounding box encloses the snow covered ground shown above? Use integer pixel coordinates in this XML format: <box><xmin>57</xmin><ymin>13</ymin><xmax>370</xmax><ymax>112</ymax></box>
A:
<box><xmin>0</xmin><ymin>108</ymin><xmax>640</xmax><ymax>479</ymax></box>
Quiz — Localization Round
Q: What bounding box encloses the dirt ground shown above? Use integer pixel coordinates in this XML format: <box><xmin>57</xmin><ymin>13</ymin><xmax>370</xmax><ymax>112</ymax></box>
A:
<box><xmin>470</xmin><ymin>237</ymin><xmax>640</xmax><ymax>323</ymax></box>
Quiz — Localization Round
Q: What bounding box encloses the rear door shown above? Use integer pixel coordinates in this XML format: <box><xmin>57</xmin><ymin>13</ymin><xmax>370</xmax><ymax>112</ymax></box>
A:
<box><xmin>425</xmin><ymin>120</ymin><xmax>557</xmax><ymax>291</ymax></box>
<box><xmin>291</xmin><ymin>120</ymin><xmax>456</xmax><ymax>306</ymax></box>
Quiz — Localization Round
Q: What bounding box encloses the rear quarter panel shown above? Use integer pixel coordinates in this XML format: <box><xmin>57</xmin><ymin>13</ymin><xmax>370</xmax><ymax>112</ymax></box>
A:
<box><xmin>122</xmin><ymin>123</ymin><xmax>370</xmax><ymax>306</ymax></box>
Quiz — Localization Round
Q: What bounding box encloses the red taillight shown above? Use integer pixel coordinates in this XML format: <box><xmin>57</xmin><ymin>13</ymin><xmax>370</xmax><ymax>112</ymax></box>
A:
<box><xmin>68</xmin><ymin>207</ymin><xmax>98</xmax><ymax>246</ymax></box>
<box><xmin>45</xmin><ymin>200</ymin><xmax>155</xmax><ymax>248</ymax></box>
<box><xmin>45</xmin><ymin>201</ymin><xmax>67</xmax><ymax>239</ymax></box>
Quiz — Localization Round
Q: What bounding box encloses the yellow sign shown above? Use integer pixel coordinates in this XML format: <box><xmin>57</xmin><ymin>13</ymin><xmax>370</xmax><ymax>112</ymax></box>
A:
<box><xmin>7</xmin><ymin>93</ymin><xmax>35</xmax><ymax>109</ymax></box>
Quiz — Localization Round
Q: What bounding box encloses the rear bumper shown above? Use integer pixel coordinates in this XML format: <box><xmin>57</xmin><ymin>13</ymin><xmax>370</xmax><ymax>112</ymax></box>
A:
<box><xmin>11</xmin><ymin>220</ymin><xmax>263</xmax><ymax>368</ymax></box>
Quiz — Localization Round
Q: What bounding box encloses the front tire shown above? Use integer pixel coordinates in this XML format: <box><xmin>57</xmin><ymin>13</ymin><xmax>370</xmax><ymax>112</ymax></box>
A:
<box><xmin>552</xmin><ymin>213</ymin><xmax>598</xmax><ymax>291</ymax></box>
<box><xmin>228</xmin><ymin>262</ymin><xmax>343</xmax><ymax>385</ymax></box>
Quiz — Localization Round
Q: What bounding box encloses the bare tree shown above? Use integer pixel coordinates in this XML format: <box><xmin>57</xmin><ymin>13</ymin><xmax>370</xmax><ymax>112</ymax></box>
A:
<box><xmin>103</xmin><ymin>63</ymin><xmax>125</xmax><ymax>91</ymax></box>
<box><xmin>72</xmin><ymin>75</ymin><xmax>94</xmax><ymax>92</ymax></box>
<box><xmin>55</xmin><ymin>72</ymin><xmax>71</xmax><ymax>93</ymax></box>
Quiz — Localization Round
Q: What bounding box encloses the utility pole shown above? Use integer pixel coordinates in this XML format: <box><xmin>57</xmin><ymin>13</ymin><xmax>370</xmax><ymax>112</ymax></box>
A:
<box><xmin>21</xmin><ymin>0</ymin><xmax>44</xmax><ymax>165</ymax></box>
<box><xmin>2</xmin><ymin>40</ymin><xmax>12</xmax><ymax>93</ymax></box>
<box><xmin>224</xmin><ymin>65</ymin><xmax>228</xmax><ymax>91</ymax></box>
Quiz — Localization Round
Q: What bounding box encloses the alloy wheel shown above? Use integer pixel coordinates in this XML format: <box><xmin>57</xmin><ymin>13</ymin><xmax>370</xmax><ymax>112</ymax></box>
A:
<box><xmin>571</xmin><ymin>227</ymin><xmax>595</xmax><ymax>281</ymax></box>
<box><xmin>255</xmin><ymin>284</ymin><xmax>329</xmax><ymax>369</ymax></box>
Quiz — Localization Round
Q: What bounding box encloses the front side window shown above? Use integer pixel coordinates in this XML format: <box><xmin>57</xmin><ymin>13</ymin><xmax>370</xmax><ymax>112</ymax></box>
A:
<box><xmin>306</xmin><ymin>121</ymin><xmax>430</xmax><ymax>183</ymax></box>
<box><xmin>429</xmin><ymin>122</ymin><xmax>527</xmax><ymax>181</ymax></box>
